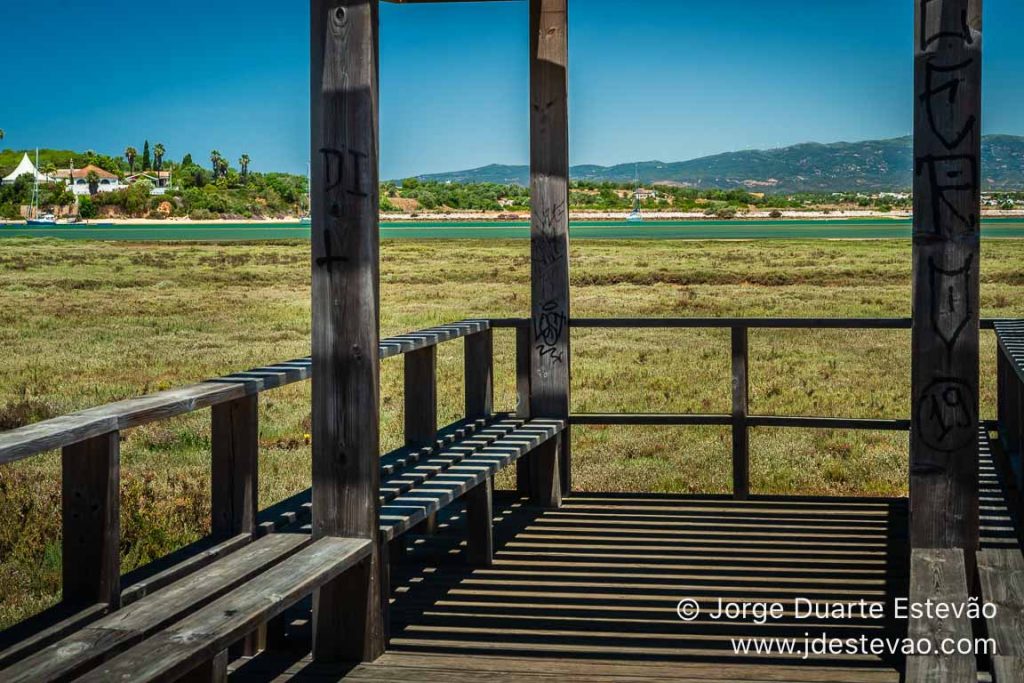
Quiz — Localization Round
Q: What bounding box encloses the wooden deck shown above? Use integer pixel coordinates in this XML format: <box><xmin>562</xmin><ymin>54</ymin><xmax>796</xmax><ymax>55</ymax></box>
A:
<box><xmin>231</xmin><ymin>492</ymin><xmax>907</xmax><ymax>682</ymax></box>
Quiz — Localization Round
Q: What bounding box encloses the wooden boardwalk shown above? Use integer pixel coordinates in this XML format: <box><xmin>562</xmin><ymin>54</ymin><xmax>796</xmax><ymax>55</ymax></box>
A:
<box><xmin>231</xmin><ymin>492</ymin><xmax>907</xmax><ymax>682</ymax></box>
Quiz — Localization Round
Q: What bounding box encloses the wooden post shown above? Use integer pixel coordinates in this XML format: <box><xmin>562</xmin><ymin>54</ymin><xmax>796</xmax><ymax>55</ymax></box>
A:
<box><xmin>731</xmin><ymin>326</ymin><xmax>750</xmax><ymax>500</ymax></box>
<box><xmin>465</xmin><ymin>329</ymin><xmax>494</xmax><ymax>419</ymax></box>
<box><xmin>531</xmin><ymin>434</ymin><xmax>563</xmax><ymax>509</ymax></box>
<box><xmin>465</xmin><ymin>478</ymin><xmax>494</xmax><ymax>567</ymax></box>
<box><xmin>211</xmin><ymin>395</ymin><xmax>259</xmax><ymax>539</ymax></box>
<box><xmin>516</xmin><ymin>324</ymin><xmax>533</xmax><ymax>497</ymax></box>
<box><xmin>62</xmin><ymin>431</ymin><xmax>120</xmax><ymax>608</ymax></box>
<box><xmin>310</xmin><ymin>0</ymin><xmax>384</xmax><ymax>663</ymax></box>
<box><xmin>212</xmin><ymin>395</ymin><xmax>260</xmax><ymax>656</ymax></box>
<box><xmin>406</xmin><ymin>346</ymin><xmax>438</xmax><ymax>535</ymax></box>
<box><xmin>530</xmin><ymin>0</ymin><xmax>570</xmax><ymax>498</ymax></box>
<box><xmin>405</xmin><ymin>346</ymin><xmax>437</xmax><ymax>447</ymax></box>
<box><xmin>910</xmin><ymin>0</ymin><xmax>982</xmax><ymax>558</ymax></box>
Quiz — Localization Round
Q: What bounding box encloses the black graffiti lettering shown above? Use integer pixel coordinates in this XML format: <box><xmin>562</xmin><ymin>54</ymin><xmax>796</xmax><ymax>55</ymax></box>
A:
<box><xmin>315</xmin><ymin>228</ymin><xmax>348</xmax><ymax>268</ymax></box>
<box><xmin>535</xmin><ymin>300</ymin><xmax>566</xmax><ymax>363</ymax></box>
<box><xmin>920</xmin><ymin>0</ymin><xmax>973</xmax><ymax>49</ymax></box>
<box><xmin>915</xmin><ymin>154</ymin><xmax>978</xmax><ymax>236</ymax></box>
<box><xmin>920</xmin><ymin>59</ymin><xmax>977</xmax><ymax>151</ymax></box>
<box><xmin>320</xmin><ymin>146</ymin><xmax>369</xmax><ymax>197</ymax></box>
<box><xmin>928</xmin><ymin>255</ymin><xmax>973</xmax><ymax>362</ymax></box>
<box><xmin>915</xmin><ymin>378</ymin><xmax>976</xmax><ymax>453</ymax></box>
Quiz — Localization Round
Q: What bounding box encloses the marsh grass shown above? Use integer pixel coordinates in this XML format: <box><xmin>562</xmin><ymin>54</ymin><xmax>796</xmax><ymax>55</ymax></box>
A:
<box><xmin>1</xmin><ymin>237</ymin><xmax>1022</xmax><ymax>628</ymax></box>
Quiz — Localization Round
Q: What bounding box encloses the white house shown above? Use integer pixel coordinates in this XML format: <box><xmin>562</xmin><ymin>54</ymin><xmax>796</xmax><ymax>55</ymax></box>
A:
<box><xmin>53</xmin><ymin>165</ymin><xmax>125</xmax><ymax>196</ymax></box>
<box><xmin>125</xmin><ymin>171</ymin><xmax>172</xmax><ymax>195</ymax></box>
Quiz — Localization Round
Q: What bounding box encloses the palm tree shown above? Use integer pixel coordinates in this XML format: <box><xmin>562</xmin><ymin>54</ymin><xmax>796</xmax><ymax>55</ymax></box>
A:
<box><xmin>210</xmin><ymin>150</ymin><xmax>222</xmax><ymax>178</ymax></box>
<box><xmin>86</xmin><ymin>170</ymin><xmax>100</xmax><ymax>196</ymax></box>
<box><xmin>153</xmin><ymin>143</ymin><xmax>166</xmax><ymax>172</ymax></box>
<box><xmin>0</xmin><ymin>129</ymin><xmax>5</xmax><ymax>142</ymax></box>
<box><xmin>125</xmin><ymin>146</ymin><xmax>138</xmax><ymax>173</ymax></box>
<box><xmin>239</xmin><ymin>154</ymin><xmax>250</xmax><ymax>178</ymax></box>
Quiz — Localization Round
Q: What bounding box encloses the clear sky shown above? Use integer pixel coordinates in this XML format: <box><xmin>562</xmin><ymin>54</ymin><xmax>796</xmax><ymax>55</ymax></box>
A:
<box><xmin>2</xmin><ymin>0</ymin><xmax>1023</xmax><ymax>178</ymax></box>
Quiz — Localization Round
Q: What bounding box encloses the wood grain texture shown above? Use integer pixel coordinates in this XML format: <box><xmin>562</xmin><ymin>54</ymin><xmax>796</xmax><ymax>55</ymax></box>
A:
<box><xmin>977</xmin><ymin>548</ymin><xmax>1024</xmax><ymax>680</ymax></box>
<box><xmin>905</xmin><ymin>548</ymin><xmax>975</xmax><ymax>682</ymax></box>
<box><xmin>211</xmin><ymin>394</ymin><xmax>259</xmax><ymax>539</ymax></box>
<box><xmin>2</xmin><ymin>533</ymin><xmax>309</xmax><ymax>683</ymax></box>
<box><xmin>909</xmin><ymin>0</ymin><xmax>982</xmax><ymax>556</ymax></box>
<box><xmin>61</xmin><ymin>431</ymin><xmax>120</xmax><ymax>608</ymax></box>
<box><xmin>530</xmin><ymin>0</ymin><xmax>571</xmax><ymax>496</ymax></box>
<box><xmin>310</xmin><ymin>0</ymin><xmax>384</xmax><ymax>662</ymax></box>
<box><xmin>77</xmin><ymin>537</ymin><xmax>371</xmax><ymax>683</ymax></box>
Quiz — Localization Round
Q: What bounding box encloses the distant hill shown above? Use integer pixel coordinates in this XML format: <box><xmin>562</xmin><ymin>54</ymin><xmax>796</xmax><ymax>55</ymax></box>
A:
<box><xmin>414</xmin><ymin>135</ymin><xmax>1024</xmax><ymax>193</ymax></box>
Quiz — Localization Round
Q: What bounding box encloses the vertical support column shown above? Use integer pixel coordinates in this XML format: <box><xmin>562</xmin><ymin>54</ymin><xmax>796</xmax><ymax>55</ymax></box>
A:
<box><xmin>731</xmin><ymin>326</ymin><xmax>750</xmax><ymax>500</ymax></box>
<box><xmin>406</xmin><ymin>346</ymin><xmax>438</xmax><ymax>535</ymax></box>
<box><xmin>530</xmin><ymin>0</ymin><xmax>570</xmax><ymax>498</ymax></box>
<box><xmin>211</xmin><ymin>394</ymin><xmax>259</xmax><ymax>539</ymax></box>
<box><xmin>516</xmin><ymin>323</ymin><xmax>533</xmax><ymax>496</ymax></box>
<box><xmin>62</xmin><ymin>431</ymin><xmax>120</xmax><ymax>608</ymax></box>
<box><xmin>910</xmin><ymin>0</ymin><xmax>982</xmax><ymax>557</ymax></box>
<box><xmin>405</xmin><ymin>346</ymin><xmax>438</xmax><ymax>447</ymax></box>
<box><xmin>310</xmin><ymin>0</ymin><xmax>384</xmax><ymax>663</ymax></box>
<box><xmin>465</xmin><ymin>329</ymin><xmax>494</xmax><ymax>419</ymax></box>
<box><xmin>465</xmin><ymin>477</ymin><xmax>494</xmax><ymax>567</ymax></box>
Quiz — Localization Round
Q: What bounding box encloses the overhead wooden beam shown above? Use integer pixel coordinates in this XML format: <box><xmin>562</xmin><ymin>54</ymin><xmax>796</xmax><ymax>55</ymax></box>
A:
<box><xmin>309</xmin><ymin>0</ymin><xmax>385</xmax><ymax>663</ymax></box>
<box><xmin>910</xmin><ymin>0</ymin><xmax>982</xmax><ymax>557</ymax></box>
<box><xmin>529</xmin><ymin>0</ymin><xmax>570</xmax><ymax>498</ymax></box>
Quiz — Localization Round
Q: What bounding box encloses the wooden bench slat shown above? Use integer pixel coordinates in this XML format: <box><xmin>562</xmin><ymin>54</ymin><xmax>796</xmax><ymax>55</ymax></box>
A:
<box><xmin>380</xmin><ymin>420</ymin><xmax>565</xmax><ymax>540</ymax></box>
<box><xmin>978</xmin><ymin>548</ymin><xmax>1024</xmax><ymax>681</ymax></box>
<box><xmin>76</xmin><ymin>536</ymin><xmax>372</xmax><ymax>683</ymax></box>
<box><xmin>2</xmin><ymin>532</ymin><xmax>310</xmax><ymax>682</ymax></box>
<box><xmin>905</xmin><ymin>548</ymin><xmax>975</xmax><ymax>682</ymax></box>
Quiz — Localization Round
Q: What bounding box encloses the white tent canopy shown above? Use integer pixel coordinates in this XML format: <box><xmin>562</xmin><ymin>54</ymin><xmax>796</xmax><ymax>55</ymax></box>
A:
<box><xmin>1</xmin><ymin>153</ymin><xmax>49</xmax><ymax>184</ymax></box>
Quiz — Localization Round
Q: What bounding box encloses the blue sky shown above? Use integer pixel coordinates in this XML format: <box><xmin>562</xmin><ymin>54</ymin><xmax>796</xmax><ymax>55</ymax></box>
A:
<box><xmin>2</xmin><ymin>0</ymin><xmax>1022</xmax><ymax>178</ymax></box>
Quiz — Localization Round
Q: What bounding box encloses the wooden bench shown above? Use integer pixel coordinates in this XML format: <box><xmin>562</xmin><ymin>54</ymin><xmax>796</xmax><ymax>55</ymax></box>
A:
<box><xmin>75</xmin><ymin>537</ymin><xmax>371</xmax><ymax>682</ymax></box>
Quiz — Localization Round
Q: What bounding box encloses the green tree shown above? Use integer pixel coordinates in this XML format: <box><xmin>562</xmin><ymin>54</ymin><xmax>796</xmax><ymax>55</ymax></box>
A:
<box><xmin>210</xmin><ymin>150</ymin><xmax>222</xmax><ymax>178</ymax></box>
<box><xmin>86</xmin><ymin>170</ymin><xmax>100</xmax><ymax>196</ymax></box>
<box><xmin>142</xmin><ymin>140</ymin><xmax>151</xmax><ymax>171</ymax></box>
<box><xmin>239</xmin><ymin>154</ymin><xmax>250</xmax><ymax>179</ymax></box>
<box><xmin>124</xmin><ymin>146</ymin><xmax>138</xmax><ymax>173</ymax></box>
<box><xmin>181</xmin><ymin>153</ymin><xmax>193</xmax><ymax>167</ymax></box>
<box><xmin>153</xmin><ymin>143</ymin><xmax>166</xmax><ymax>172</ymax></box>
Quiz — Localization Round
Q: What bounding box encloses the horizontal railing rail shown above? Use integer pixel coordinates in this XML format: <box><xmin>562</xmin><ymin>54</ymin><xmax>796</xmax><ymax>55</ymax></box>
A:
<box><xmin>495</xmin><ymin>316</ymin><xmax>1013</xmax><ymax>499</ymax></box>
<box><xmin>0</xmin><ymin>319</ymin><xmax>490</xmax><ymax>466</ymax></box>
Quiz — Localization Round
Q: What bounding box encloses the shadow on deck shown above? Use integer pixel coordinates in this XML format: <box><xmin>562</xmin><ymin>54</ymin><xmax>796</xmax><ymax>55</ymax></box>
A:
<box><xmin>233</xmin><ymin>492</ymin><xmax>908</xmax><ymax>682</ymax></box>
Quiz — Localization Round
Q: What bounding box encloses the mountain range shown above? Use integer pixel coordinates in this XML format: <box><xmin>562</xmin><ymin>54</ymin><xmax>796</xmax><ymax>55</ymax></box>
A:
<box><xmin>415</xmin><ymin>135</ymin><xmax>1024</xmax><ymax>194</ymax></box>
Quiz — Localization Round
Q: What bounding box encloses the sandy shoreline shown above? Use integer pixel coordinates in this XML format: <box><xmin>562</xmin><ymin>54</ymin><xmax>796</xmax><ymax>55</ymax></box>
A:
<box><xmin>4</xmin><ymin>209</ymin><xmax>1024</xmax><ymax>227</ymax></box>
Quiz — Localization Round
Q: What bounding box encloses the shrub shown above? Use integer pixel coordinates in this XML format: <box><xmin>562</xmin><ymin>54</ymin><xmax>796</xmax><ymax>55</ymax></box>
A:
<box><xmin>769</xmin><ymin>209</ymin><xmax>783</xmax><ymax>219</ymax></box>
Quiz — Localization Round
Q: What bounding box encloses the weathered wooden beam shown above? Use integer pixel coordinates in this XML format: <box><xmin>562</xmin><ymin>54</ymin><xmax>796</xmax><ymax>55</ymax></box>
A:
<box><xmin>530</xmin><ymin>0</ymin><xmax>570</xmax><ymax>498</ymax></box>
<box><xmin>404</xmin><ymin>346</ymin><xmax>438</xmax><ymax>447</ymax></box>
<box><xmin>910</xmin><ymin>0</ymin><xmax>982</xmax><ymax>557</ymax></box>
<box><xmin>310</xmin><ymin>0</ymin><xmax>384</xmax><ymax>663</ymax></box>
<box><xmin>61</xmin><ymin>431</ymin><xmax>120</xmax><ymax>608</ymax></box>
<box><xmin>465</xmin><ymin>477</ymin><xmax>494</xmax><ymax>567</ymax></box>
<box><xmin>211</xmin><ymin>395</ymin><xmax>259</xmax><ymax>539</ymax></box>
<box><xmin>732</xmin><ymin>327</ymin><xmax>750</xmax><ymax>500</ymax></box>
<box><xmin>516</xmin><ymin>326</ymin><xmax>533</xmax><ymax>497</ymax></box>
<box><xmin>977</xmin><ymin>549</ymin><xmax>1024</xmax><ymax>681</ymax></box>
<box><xmin>530</xmin><ymin>433</ymin><xmax>562</xmax><ymax>509</ymax></box>
<box><xmin>906</xmin><ymin>548</ymin><xmax>975</xmax><ymax>681</ymax></box>
<box><xmin>464</xmin><ymin>329</ymin><xmax>494</xmax><ymax>420</ymax></box>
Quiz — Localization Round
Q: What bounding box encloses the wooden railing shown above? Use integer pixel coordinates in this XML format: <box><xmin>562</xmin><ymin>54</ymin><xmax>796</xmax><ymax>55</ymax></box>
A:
<box><xmin>495</xmin><ymin>317</ymin><xmax>1007</xmax><ymax>499</ymax></box>
<box><xmin>0</xmin><ymin>319</ymin><xmax>493</xmax><ymax>626</ymax></box>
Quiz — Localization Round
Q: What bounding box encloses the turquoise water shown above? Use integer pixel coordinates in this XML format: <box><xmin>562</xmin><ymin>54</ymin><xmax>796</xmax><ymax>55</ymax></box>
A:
<box><xmin>3</xmin><ymin>218</ymin><xmax>1024</xmax><ymax>241</ymax></box>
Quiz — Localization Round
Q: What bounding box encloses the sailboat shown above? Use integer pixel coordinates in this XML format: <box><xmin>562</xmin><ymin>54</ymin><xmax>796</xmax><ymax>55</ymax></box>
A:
<box><xmin>626</xmin><ymin>164</ymin><xmax>643</xmax><ymax>223</ymax></box>
<box><xmin>299</xmin><ymin>162</ymin><xmax>312</xmax><ymax>224</ymax></box>
<box><xmin>26</xmin><ymin>149</ymin><xmax>57</xmax><ymax>226</ymax></box>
